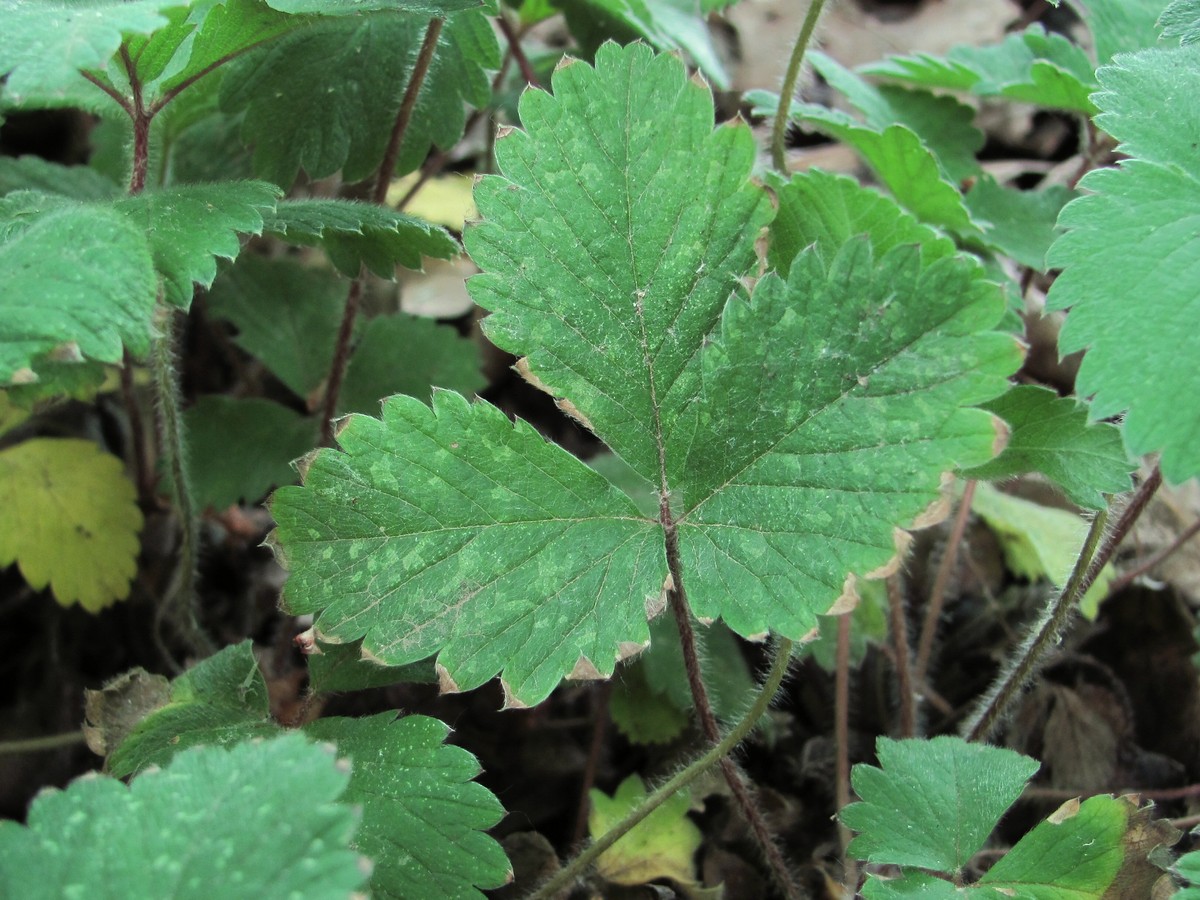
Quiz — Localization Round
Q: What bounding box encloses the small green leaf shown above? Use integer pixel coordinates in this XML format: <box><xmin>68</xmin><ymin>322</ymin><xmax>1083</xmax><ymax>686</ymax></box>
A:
<box><xmin>810</xmin><ymin>51</ymin><xmax>983</xmax><ymax>181</ymax></box>
<box><xmin>0</xmin><ymin>198</ymin><xmax>157</xmax><ymax>383</ymax></box>
<box><xmin>860</xmin><ymin>24</ymin><xmax>1097</xmax><ymax>114</ymax></box>
<box><xmin>204</xmin><ymin>254</ymin><xmax>345</xmax><ymax>399</ymax></box>
<box><xmin>184</xmin><ymin>396</ymin><xmax>318</xmax><ymax>509</ymax></box>
<box><xmin>842</xmin><ymin>736</ymin><xmax>1040</xmax><ymax>873</ymax></box>
<box><xmin>637</xmin><ymin>615</ymin><xmax>755</xmax><ymax>723</ymax></box>
<box><xmin>589</xmin><ymin>774</ymin><xmax>702</xmax><ymax>887</ymax></box>
<box><xmin>0</xmin><ymin>156</ymin><xmax>120</xmax><ymax>200</ymax></box>
<box><xmin>339</xmin><ymin>314</ymin><xmax>486</xmax><ymax>415</ymax></box>
<box><xmin>305</xmin><ymin>714</ymin><xmax>511</xmax><ymax>898</ymax></box>
<box><xmin>221</xmin><ymin>9</ymin><xmax>499</xmax><ymax>186</ymax></box>
<box><xmin>976</xmin><ymin>795</ymin><xmax>1128</xmax><ymax>897</ymax></box>
<box><xmin>106</xmin><ymin>641</ymin><xmax>278</xmax><ymax>778</ymax></box>
<box><xmin>0</xmin><ymin>0</ymin><xmax>178</xmax><ymax>104</ymax></box>
<box><xmin>611</xmin><ymin>661</ymin><xmax>690</xmax><ymax>744</ymax></box>
<box><xmin>1046</xmin><ymin>44</ymin><xmax>1200</xmax><ymax>482</ymax></box>
<box><xmin>265</xmin><ymin>198</ymin><xmax>458</xmax><ymax>277</ymax></box>
<box><xmin>1160</xmin><ymin>0</ymin><xmax>1200</xmax><ymax>43</ymax></box>
<box><xmin>961</xmin><ymin>385</ymin><xmax>1133</xmax><ymax>508</ymax></box>
<box><xmin>115</xmin><ymin>181</ymin><xmax>280</xmax><ymax>307</ymax></box>
<box><xmin>0</xmin><ymin>438</ymin><xmax>142</xmax><ymax>612</ymax></box>
<box><xmin>0</xmin><ymin>735</ymin><xmax>366</xmax><ymax>900</ymax></box>
<box><xmin>970</xmin><ymin>482</ymin><xmax>1115</xmax><ymax>618</ymax></box>
<box><xmin>964</xmin><ymin>177</ymin><xmax>1076</xmax><ymax>271</ymax></box>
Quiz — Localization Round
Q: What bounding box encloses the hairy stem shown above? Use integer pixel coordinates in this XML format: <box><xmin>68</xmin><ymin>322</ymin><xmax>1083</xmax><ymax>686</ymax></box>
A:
<box><xmin>0</xmin><ymin>731</ymin><xmax>87</xmax><ymax>756</ymax></box>
<box><xmin>320</xmin><ymin>18</ymin><xmax>445</xmax><ymax>444</ymax></box>
<box><xmin>770</xmin><ymin>0</ymin><xmax>827</xmax><ymax>174</ymax></box>
<box><xmin>151</xmin><ymin>305</ymin><xmax>215</xmax><ymax>665</ymax></box>
<box><xmin>915</xmin><ymin>479</ymin><xmax>976</xmax><ymax>686</ymax></box>
<box><xmin>661</xmin><ymin>503</ymin><xmax>803</xmax><ymax>899</ymax></box>
<box><xmin>963</xmin><ymin>467</ymin><xmax>1162</xmax><ymax>742</ymax></box>
<box><xmin>528</xmin><ymin>638</ymin><xmax>794</xmax><ymax>900</ymax></box>
<box><xmin>886</xmin><ymin>573</ymin><xmax>916</xmax><ymax>738</ymax></box>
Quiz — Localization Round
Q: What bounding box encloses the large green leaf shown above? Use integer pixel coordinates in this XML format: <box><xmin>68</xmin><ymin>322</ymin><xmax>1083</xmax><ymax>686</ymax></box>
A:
<box><xmin>1046</xmin><ymin>44</ymin><xmax>1200</xmax><ymax>482</ymax></box>
<box><xmin>220</xmin><ymin>8</ymin><xmax>499</xmax><ymax>186</ymax></box>
<box><xmin>961</xmin><ymin>385</ymin><xmax>1133</xmax><ymax>508</ymax></box>
<box><xmin>272</xmin><ymin>43</ymin><xmax>1018</xmax><ymax>706</ymax></box>
<box><xmin>0</xmin><ymin>0</ymin><xmax>180</xmax><ymax>104</ymax></box>
<box><xmin>1160</xmin><ymin>0</ymin><xmax>1200</xmax><ymax>43</ymax></box>
<box><xmin>0</xmin><ymin>734</ymin><xmax>366</xmax><ymax>899</ymax></box>
<box><xmin>842</xmin><ymin>736</ymin><xmax>1040</xmax><ymax>874</ymax></box>
<box><xmin>115</xmin><ymin>181</ymin><xmax>280</xmax><ymax>307</ymax></box>
<box><xmin>306</xmin><ymin>714</ymin><xmax>511</xmax><ymax>899</ymax></box>
<box><xmin>0</xmin><ymin>197</ymin><xmax>157</xmax><ymax>384</ymax></box>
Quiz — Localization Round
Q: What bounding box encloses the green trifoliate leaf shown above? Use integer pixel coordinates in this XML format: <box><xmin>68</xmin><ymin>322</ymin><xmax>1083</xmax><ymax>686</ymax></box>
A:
<box><xmin>749</xmin><ymin>90</ymin><xmax>979</xmax><ymax>235</ymax></box>
<box><xmin>964</xmin><ymin>177</ymin><xmax>1076</xmax><ymax>271</ymax></box>
<box><xmin>970</xmin><ymin>482</ymin><xmax>1115</xmax><ymax>618</ymax></box>
<box><xmin>1067</xmin><ymin>0</ymin><xmax>1174</xmax><ymax>64</ymax></box>
<box><xmin>305</xmin><ymin>714</ymin><xmax>511</xmax><ymax>899</ymax></box>
<box><xmin>221</xmin><ymin>9</ymin><xmax>499</xmax><ymax>186</ymax></box>
<box><xmin>264</xmin><ymin>199</ymin><xmax>458</xmax><ymax>278</ymax></box>
<box><xmin>589</xmin><ymin>774</ymin><xmax>702</xmax><ymax>888</ymax></box>
<box><xmin>0</xmin><ymin>156</ymin><xmax>120</xmax><ymax>200</ymax></box>
<box><xmin>185</xmin><ymin>396</ymin><xmax>318</xmax><ymax>509</ymax></box>
<box><xmin>860</xmin><ymin>25</ymin><xmax>1097</xmax><ymax>114</ymax></box>
<box><xmin>0</xmin><ymin>0</ymin><xmax>180</xmax><ymax>104</ymax></box>
<box><xmin>810</xmin><ymin>51</ymin><xmax>982</xmax><ymax>181</ymax></box>
<box><xmin>0</xmin><ymin>198</ymin><xmax>157</xmax><ymax>384</ymax></box>
<box><xmin>114</xmin><ymin>181</ymin><xmax>280</xmax><ymax>307</ymax></box>
<box><xmin>1046</xmin><ymin>44</ymin><xmax>1200</xmax><ymax>482</ymax></box>
<box><xmin>272</xmin><ymin>43</ymin><xmax>1019</xmax><ymax>706</ymax></box>
<box><xmin>271</xmin><ymin>391</ymin><xmax>662</xmax><ymax>706</ymax></box>
<box><xmin>961</xmin><ymin>385</ymin><xmax>1133</xmax><ymax>508</ymax></box>
<box><xmin>340</xmin><ymin>314</ymin><xmax>486</xmax><ymax>415</ymax></box>
<box><xmin>105</xmin><ymin>640</ymin><xmax>278</xmax><ymax>777</ymax></box>
<box><xmin>0</xmin><ymin>439</ymin><xmax>142</xmax><ymax>612</ymax></box>
<box><xmin>555</xmin><ymin>0</ymin><xmax>730</xmax><ymax>88</ymax></box>
<box><xmin>1160</xmin><ymin>0</ymin><xmax>1200</xmax><ymax>43</ymax></box>
<box><xmin>0</xmin><ymin>735</ymin><xmax>366</xmax><ymax>900</ymax></box>
<box><xmin>205</xmin><ymin>254</ymin><xmax>345</xmax><ymax>400</ymax></box>
<box><xmin>767</xmin><ymin>169</ymin><xmax>957</xmax><ymax>279</ymax></box>
<box><xmin>841</xmin><ymin>736</ymin><xmax>1040</xmax><ymax>874</ymax></box>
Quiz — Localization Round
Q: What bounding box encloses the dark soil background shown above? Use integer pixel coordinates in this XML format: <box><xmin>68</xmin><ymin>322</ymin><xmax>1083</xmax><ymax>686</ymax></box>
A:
<box><xmin>3</xmin><ymin>2</ymin><xmax>1199</xmax><ymax>897</ymax></box>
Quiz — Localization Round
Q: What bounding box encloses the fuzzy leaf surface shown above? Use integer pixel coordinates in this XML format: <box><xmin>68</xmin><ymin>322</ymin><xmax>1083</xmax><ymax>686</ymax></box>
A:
<box><xmin>306</xmin><ymin>714</ymin><xmax>511</xmax><ymax>899</ymax></box>
<box><xmin>0</xmin><ymin>735</ymin><xmax>365</xmax><ymax>899</ymax></box>
<box><xmin>0</xmin><ymin>198</ymin><xmax>157</xmax><ymax>384</ymax></box>
<box><xmin>1160</xmin><ymin>0</ymin><xmax>1200</xmax><ymax>43</ymax></box>
<box><xmin>221</xmin><ymin>9</ymin><xmax>498</xmax><ymax>186</ymax></box>
<box><xmin>1046</xmin><ymin>44</ymin><xmax>1200</xmax><ymax>482</ymax></box>
<box><xmin>0</xmin><ymin>156</ymin><xmax>120</xmax><ymax>200</ymax></box>
<box><xmin>860</xmin><ymin>25</ymin><xmax>1097</xmax><ymax>113</ymax></box>
<box><xmin>205</xmin><ymin>254</ymin><xmax>345</xmax><ymax>398</ymax></box>
<box><xmin>115</xmin><ymin>182</ymin><xmax>280</xmax><ymax>307</ymax></box>
<box><xmin>961</xmin><ymin>385</ymin><xmax>1133</xmax><ymax>508</ymax></box>
<box><xmin>0</xmin><ymin>438</ymin><xmax>142</xmax><ymax>611</ymax></box>
<box><xmin>0</xmin><ymin>0</ymin><xmax>179</xmax><ymax>103</ymax></box>
<box><xmin>106</xmin><ymin>640</ymin><xmax>278</xmax><ymax>777</ymax></box>
<box><xmin>264</xmin><ymin>199</ymin><xmax>458</xmax><ymax>277</ymax></box>
<box><xmin>1068</xmin><ymin>0</ymin><xmax>1173</xmax><ymax>63</ymax></box>
<box><xmin>842</xmin><ymin>736</ymin><xmax>1039</xmax><ymax>873</ymax></box>
<box><xmin>273</xmin><ymin>44</ymin><xmax>1018</xmax><ymax>705</ymax></box>
<box><xmin>185</xmin><ymin>396</ymin><xmax>318</xmax><ymax>509</ymax></box>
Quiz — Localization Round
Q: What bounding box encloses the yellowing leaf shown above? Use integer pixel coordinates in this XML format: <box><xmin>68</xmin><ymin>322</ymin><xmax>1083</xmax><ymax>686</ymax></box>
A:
<box><xmin>0</xmin><ymin>438</ymin><xmax>142</xmax><ymax>612</ymax></box>
<box><xmin>971</xmin><ymin>482</ymin><xmax>1115</xmax><ymax>618</ymax></box>
<box><xmin>387</xmin><ymin>172</ymin><xmax>478</xmax><ymax>230</ymax></box>
<box><xmin>589</xmin><ymin>774</ymin><xmax>702</xmax><ymax>887</ymax></box>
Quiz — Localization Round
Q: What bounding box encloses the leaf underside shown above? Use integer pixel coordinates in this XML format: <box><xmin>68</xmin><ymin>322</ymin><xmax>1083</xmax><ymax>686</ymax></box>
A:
<box><xmin>271</xmin><ymin>43</ymin><xmax>1019</xmax><ymax>707</ymax></box>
